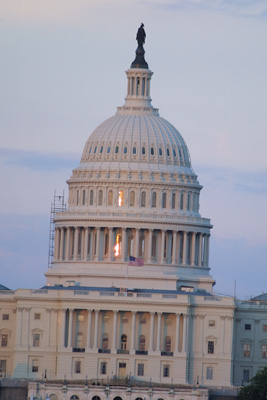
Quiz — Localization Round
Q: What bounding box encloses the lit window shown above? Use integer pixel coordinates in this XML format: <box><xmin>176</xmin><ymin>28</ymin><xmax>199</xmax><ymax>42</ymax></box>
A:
<box><xmin>118</xmin><ymin>191</ymin><xmax>124</xmax><ymax>206</ymax></box>
<box><xmin>163</xmin><ymin>364</ymin><xmax>169</xmax><ymax>377</ymax></box>
<box><xmin>32</xmin><ymin>360</ymin><xmax>39</xmax><ymax>373</ymax></box>
<box><xmin>152</xmin><ymin>192</ymin><xmax>157</xmax><ymax>208</ymax></box>
<box><xmin>262</xmin><ymin>345</ymin><xmax>267</xmax><ymax>358</ymax></box>
<box><xmin>34</xmin><ymin>313</ymin><xmax>41</xmax><ymax>320</ymax></box>
<box><xmin>33</xmin><ymin>334</ymin><xmax>40</xmax><ymax>347</ymax></box>
<box><xmin>98</xmin><ymin>190</ymin><xmax>103</xmax><ymax>206</ymax></box>
<box><xmin>130</xmin><ymin>191</ymin><xmax>135</xmax><ymax>207</ymax></box>
<box><xmin>100</xmin><ymin>362</ymin><xmax>107</xmax><ymax>375</ymax></box>
<box><xmin>245</xmin><ymin>324</ymin><xmax>251</xmax><ymax>330</ymax></box>
<box><xmin>1</xmin><ymin>335</ymin><xmax>8</xmax><ymax>347</ymax></box>
<box><xmin>137</xmin><ymin>363</ymin><xmax>144</xmax><ymax>376</ymax></box>
<box><xmin>206</xmin><ymin>367</ymin><xmax>213</xmax><ymax>380</ymax></box>
<box><xmin>244</xmin><ymin>343</ymin><xmax>250</xmax><ymax>357</ymax></box>
<box><xmin>2</xmin><ymin>314</ymin><xmax>9</xmax><ymax>321</ymax></box>
<box><xmin>74</xmin><ymin>361</ymin><xmax>81</xmax><ymax>374</ymax></box>
<box><xmin>208</xmin><ymin>341</ymin><xmax>214</xmax><ymax>354</ymax></box>
<box><xmin>162</xmin><ymin>193</ymin><xmax>166</xmax><ymax>208</ymax></box>
<box><xmin>114</xmin><ymin>233</ymin><xmax>121</xmax><ymax>257</ymax></box>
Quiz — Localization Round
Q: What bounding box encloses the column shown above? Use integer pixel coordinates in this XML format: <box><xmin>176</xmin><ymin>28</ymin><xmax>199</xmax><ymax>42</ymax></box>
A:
<box><xmin>160</xmin><ymin>230</ymin><xmax>165</xmax><ymax>263</ymax></box>
<box><xmin>84</xmin><ymin>228</ymin><xmax>89</xmax><ymax>261</ymax></box>
<box><xmin>182</xmin><ymin>232</ymin><xmax>187</xmax><ymax>265</ymax></box>
<box><xmin>149</xmin><ymin>312</ymin><xmax>155</xmax><ymax>351</ymax></box>
<box><xmin>73</xmin><ymin>227</ymin><xmax>79</xmax><ymax>261</ymax></box>
<box><xmin>172</xmin><ymin>231</ymin><xmax>177</xmax><ymax>265</ymax></box>
<box><xmin>148</xmin><ymin>229</ymin><xmax>153</xmax><ymax>263</ymax></box>
<box><xmin>109</xmin><ymin>227</ymin><xmax>114</xmax><ymax>261</ymax></box>
<box><xmin>135</xmin><ymin>229</ymin><xmax>140</xmax><ymax>257</ymax></box>
<box><xmin>182</xmin><ymin>314</ymin><xmax>188</xmax><ymax>352</ymax></box>
<box><xmin>87</xmin><ymin>310</ymin><xmax>92</xmax><ymax>348</ymax></box>
<box><xmin>122</xmin><ymin>228</ymin><xmax>126</xmax><ymax>261</ymax></box>
<box><xmin>61</xmin><ymin>309</ymin><xmax>66</xmax><ymax>347</ymax></box>
<box><xmin>206</xmin><ymin>234</ymin><xmax>210</xmax><ymax>267</ymax></box>
<box><xmin>46</xmin><ymin>308</ymin><xmax>52</xmax><ymax>347</ymax></box>
<box><xmin>130</xmin><ymin>311</ymin><xmax>136</xmax><ymax>351</ymax></box>
<box><xmin>68</xmin><ymin>309</ymin><xmax>74</xmax><ymax>348</ymax></box>
<box><xmin>93</xmin><ymin>310</ymin><xmax>99</xmax><ymax>349</ymax></box>
<box><xmin>175</xmin><ymin>313</ymin><xmax>180</xmax><ymax>352</ymax></box>
<box><xmin>198</xmin><ymin>233</ymin><xmax>203</xmax><ymax>266</ymax></box>
<box><xmin>15</xmin><ymin>308</ymin><xmax>23</xmax><ymax>346</ymax></box>
<box><xmin>156</xmin><ymin>312</ymin><xmax>162</xmax><ymax>351</ymax></box>
<box><xmin>95</xmin><ymin>227</ymin><xmax>100</xmax><ymax>261</ymax></box>
<box><xmin>59</xmin><ymin>227</ymin><xmax>64</xmax><ymax>261</ymax></box>
<box><xmin>190</xmin><ymin>232</ymin><xmax>196</xmax><ymax>266</ymax></box>
<box><xmin>66</xmin><ymin>227</ymin><xmax>70</xmax><ymax>261</ymax></box>
<box><xmin>112</xmin><ymin>311</ymin><xmax>118</xmax><ymax>350</ymax></box>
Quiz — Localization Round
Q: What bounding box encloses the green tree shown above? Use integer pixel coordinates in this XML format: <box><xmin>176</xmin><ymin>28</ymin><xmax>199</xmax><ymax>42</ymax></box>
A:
<box><xmin>239</xmin><ymin>367</ymin><xmax>267</xmax><ymax>400</ymax></box>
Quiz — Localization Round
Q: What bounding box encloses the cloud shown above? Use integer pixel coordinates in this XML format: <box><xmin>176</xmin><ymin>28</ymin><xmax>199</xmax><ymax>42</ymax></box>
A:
<box><xmin>0</xmin><ymin>148</ymin><xmax>79</xmax><ymax>172</ymax></box>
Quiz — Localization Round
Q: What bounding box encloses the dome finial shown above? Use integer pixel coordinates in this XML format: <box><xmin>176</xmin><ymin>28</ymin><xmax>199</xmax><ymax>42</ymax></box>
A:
<box><xmin>131</xmin><ymin>24</ymin><xmax>148</xmax><ymax>69</ymax></box>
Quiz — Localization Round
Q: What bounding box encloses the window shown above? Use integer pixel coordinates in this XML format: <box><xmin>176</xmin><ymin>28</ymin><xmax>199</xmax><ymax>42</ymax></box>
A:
<box><xmin>151</xmin><ymin>233</ymin><xmax>157</xmax><ymax>258</ymax></box>
<box><xmin>139</xmin><ymin>335</ymin><xmax>146</xmax><ymax>351</ymax></box>
<box><xmin>173</xmin><ymin>149</ymin><xmax>176</xmax><ymax>157</ymax></box>
<box><xmin>163</xmin><ymin>364</ymin><xmax>169</xmax><ymax>377</ymax></box>
<box><xmin>74</xmin><ymin>360</ymin><xmax>81</xmax><ymax>374</ymax></box>
<box><xmin>98</xmin><ymin>190</ymin><xmax>103</xmax><ymax>206</ymax></box>
<box><xmin>33</xmin><ymin>333</ymin><xmax>40</xmax><ymax>347</ymax></box>
<box><xmin>150</xmin><ymin>147</ymin><xmax>154</xmax><ymax>156</ymax></box>
<box><xmin>243</xmin><ymin>369</ymin><xmax>250</xmax><ymax>382</ymax></box>
<box><xmin>124</xmin><ymin>147</ymin><xmax>127</xmax><ymax>154</ymax></box>
<box><xmin>262</xmin><ymin>345</ymin><xmax>267</xmax><ymax>358</ymax></box>
<box><xmin>263</xmin><ymin>325</ymin><xmax>267</xmax><ymax>332</ymax></box>
<box><xmin>100</xmin><ymin>361</ymin><xmax>107</xmax><ymax>375</ymax></box>
<box><xmin>206</xmin><ymin>367</ymin><xmax>213</xmax><ymax>380</ymax></box>
<box><xmin>130</xmin><ymin>191</ymin><xmax>135</xmax><ymax>207</ymax></box>
<box><xmin>107</xmin><ymin>146</ymin><xmax>111</xmax><ymax>154</ymax></box>
<box><xmin>162</xmin><ymin>192</ymin><xmax>166</xmax><ymax>208</ymax></box>
<box><xmin>180</xmin><ymin>192</ymin><xmax>184</xmax><ymax>210</ymax></box>
<box><xmin>121</xmin><ymin>334</ymin><xmax>127</xmax><ymax>350</ymax></box>
<box><xmin>94</xmin><ymin>146</ymin><xmax>97</xmax><ymax>154</ymax></box>
<box><xmin>118</xmin><ymin>191</ymin><xmax>124</xmax><ymax>206</ymax></box>
<box><xmin>0</xmin><ymin>360</ymin><xmax>6</xmax><ymax>376</ymax></box>
<box><xmin>208</xmin><ymin>341</ymin><xmax>214</xmax><ymax>354</ymax></box>
<box><xmin>102</xmin><ymin>333</ymin><xmax>109</xmax><ymax>350</ymax></box>
<box><xmin>82</xmin><ymin>190</ymin><xmax>86</xmax><ymax>206</ymax></box>
<box><xmin>90</xmin><ymin>190</ymin><xmax>94</xmax><ymax>205</ymax></box>
<box><xmin>2</xmin><ymin>314</ymin><xmax>9</xmax><ymax>321</ymax></box>
<box><xmin>137</xmin><ymin>363</ymin><xmax>144</xmax><ymax>376</ymax></box>
<box><xmin>34</xmin><ymin>313</ymin><xmax>41</xmax><ymax>320</ymax></box>
<box><xmin>133</xmin><ymin>146</ymin><xmax>136</xmax><ymax>154</ymax></box>
<box><xmin>108</xmin><ymin>190</ymin><xmax>113</xmax><ymax>206</ymax></box>
<box><xmin>76</xmin><ymin>190</ymin><xmax>79</xmax><ymax>206</ymax></box>
<box><xmin>187</xmin><ymin>193</ymin><xmax>191</xmax><ymax>211</ymax></box>
<box><xmin>89</xmin><ymin>146</ymin><xmax>92</xmax><ymax>154</ymax></box>
<box><xmin>1</xmin><ymin>334</ymin><xmax>8</xmax><ymax>347</ymax></box>
<box><xmin>245</xmin><ymin>324</ymin><xmax>251</xmax><ymax>330</ymax></box>
<box><xmin>159</xmin><ymin>147</ymin><xmax>162</xmax><ymax>156</ymax></box>
<box><xmin>142</xmin><ymin>146</ymin><xmax>145</xmax><ymax>155</ymax></box>
<box><xmin>140</xmin><ymin>317</ymin><xmax>146</xmax><ymax>324</ymax></box>
<box><xmin>172</xmin><ymin>193</ymin><xmax>175</xmax><ymax>209</ymax></box>
<box><xmin>141</xmin><ymin>191</ymin><xmax>146</xmax><ymax>207</ymax></box>
<box><xmin>244</xmin><ymin>343</ymin><xmax>251</xmax><ymax>357</ymax></box>
<box><xmin>115</xmin><ymin>146</ymin><xmax>119</xmax><ymax>154</ymax></box>
<box><xmin>100</xmin><ymin>145</ymin><xmax>103</xmax><ymax>154</ymax></box>
<box><xmin>152</xmin><ymin>192</ymin><xmax>157</xmax><ymax>207</ymax></box>
<box><xmin>166</xmin><ymin>148</ymin><xmax>170</xmax><ymax>157</ymax></box>
<box><xmin>32</xmin><ymin>360</ymin><xmax>39</xmax><ymax>373</ymax></box>
<box><xmin>104</xmin><ymin>233</ymin><xmax>109</xmax><ymax>255</ymax></box>
<box><xmin>165</xmin><ymin>336</ymin><xmax>171</xmax><ymax>352</ymax></box>
<box><xmin>209</xmin><ymin>320</ymin><xmax>215</xmax><ymax>327</ymax></box>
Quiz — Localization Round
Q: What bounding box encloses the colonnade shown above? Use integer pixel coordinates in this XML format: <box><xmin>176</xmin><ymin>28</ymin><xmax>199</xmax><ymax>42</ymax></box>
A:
<box><xmin>60</xmin><ymin>309</ymin><xmax>188</xmax><ymax>354</ymax></box>
<box><xmin>54</xmin><ymin>226</ymin><xmax>210</xmax><ymax>267</ymax></box>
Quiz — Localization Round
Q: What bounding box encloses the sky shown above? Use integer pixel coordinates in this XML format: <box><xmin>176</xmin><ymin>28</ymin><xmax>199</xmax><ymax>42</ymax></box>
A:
<box><xmin>0</xmin><ymin>0</ymin><xmax>267</xmax><ymax>299</ymax></box>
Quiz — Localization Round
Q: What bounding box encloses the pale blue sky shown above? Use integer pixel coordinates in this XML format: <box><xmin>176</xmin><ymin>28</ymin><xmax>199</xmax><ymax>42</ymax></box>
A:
<box><xmin>0</xmin><ymin>0</ymin><xmax>267</xmax><ymax>298</ymax></box>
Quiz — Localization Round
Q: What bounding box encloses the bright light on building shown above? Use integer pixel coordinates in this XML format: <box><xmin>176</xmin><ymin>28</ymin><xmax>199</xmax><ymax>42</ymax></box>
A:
<box><xmin>118</xmin><ymin>190</ymin><xmax>124</xmax><ymax>206</ymax></box>
<box><xmin>114</xmin><ymin>234</ymin><xmax>121</xmax><ymax>256</ymax></box>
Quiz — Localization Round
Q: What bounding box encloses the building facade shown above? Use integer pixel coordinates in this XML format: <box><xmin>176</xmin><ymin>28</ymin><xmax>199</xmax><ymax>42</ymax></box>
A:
<box><xmin>0</xmin><ymin>28</ymin><xmax>266</xmax><ymax>400</ymax></box>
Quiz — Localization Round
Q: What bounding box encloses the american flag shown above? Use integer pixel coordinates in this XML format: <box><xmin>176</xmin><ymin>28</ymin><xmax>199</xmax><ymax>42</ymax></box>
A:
<box><xmin>129</xmin><ymin>256</ymin><xmax>144</xmax><ymax>266</ymax></box>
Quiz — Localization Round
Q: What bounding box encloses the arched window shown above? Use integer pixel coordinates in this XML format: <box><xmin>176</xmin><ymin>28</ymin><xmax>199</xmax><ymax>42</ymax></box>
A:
<box><xmin>92</xmin><ymin>397</ymin><xmax>101</xmax><ymax>400</ymax></box>
<box><xmin>165</xmin><ymin>336</ymin><xmax>171</xmax><ymax>352</ymax></box>
<box><xmin>150</xmin><ymin>147</ymin><xmax>154</xmax><ymax>155</ymax></box>
<box><xmin>130</xmin><ymin>191</ymin><xmax>135</xmax><ymax>207</ymax></box>
<box><xmin>98</xmin><ymin>190</ymin><xmax>103</xmax><ymax>206</ymax></box>
<box><xmin>133</xmin><ymin>146</ymin><xmax>137</xmax><ymax>154</ymax></box>
<box><xmin>90</xmin><ymin>190</ymin><xmax>94</xmax><ymax>205</ymax></box>
<box><xmin>121</xmin><ymin>334</ymin><xmax>127</xmax><ymax>350</ymax></box>
<box><xmin>172</xmin><ymin>193</ymin><xmax>175</xmax><ymax>209</ymax></box>
<box><xmin>107</xmin><ymin>146</ymin><xmax>111</xmax><ymax>154</ymax></box>
<box><xmin>139</xmin><ymin>335</ymin><xmax>146</xmax><ymax>351</ymax></box>
<box><xmin>166</xmin><ymin>148</ymin><xmax>170</xmax><ymax>157</ymax></box>
<box><xmin>108</xmin><ymin>190</ymin><xmax>113</xmax><ymax>206</ymax></box>
<box><xmin>70</xmin><ymin>396</ymin><xmax>79</xmax><ymax>400</ymax></box>
<box><xmin>152</xmin><ymin>192</ymin><xmax>157</xmax><ymax>208</ymax></box>
<box><xmin>102</xmin><ymin>333</ymin><xmax>109</xmax><ymax>350</ymax></box>
<box><xmin>141</xmin><ymin>191</ymin><xmax>146</xmax><ymax>207</ymax></box>
<box><xmin>49</xmin><ymin>395</ymin><xmax>59</xmax><ymax>400</ymax></box>
<box><xmin>115</xmin><ymin>146</ymin><xmax>119</xmax><ymax>154</ymax></box>
<box><xmin>159</xmin><ymin>147</ymin><xmax>162</xmax><ymax>156</ymax></box>
<box><xmin>124</xmin><ymin>147</ymin><xmax>127</xmax><ymax>154</ymax></box>
<box><xmin>142</xmin><ymin>146</ymin><xmax>146</xmax><ymax>155</ymax></box>
<box><xmin>162</xmin><ymin>192</ymin><xmax>166</xmax><ymax>208</ymax></box>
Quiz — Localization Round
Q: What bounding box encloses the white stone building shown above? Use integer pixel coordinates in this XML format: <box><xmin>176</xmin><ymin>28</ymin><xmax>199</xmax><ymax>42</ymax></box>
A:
<box><xmin>0</xmin><ymin>27</ymin><xmax>265</xmax><ymax>400</ymax></box>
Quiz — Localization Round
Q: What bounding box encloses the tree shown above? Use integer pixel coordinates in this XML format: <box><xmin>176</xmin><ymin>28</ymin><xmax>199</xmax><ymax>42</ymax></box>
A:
<box><xmin>239</xmin><ymin>367</ymin><xmax>267</xmax><ymax>400</ymax></box>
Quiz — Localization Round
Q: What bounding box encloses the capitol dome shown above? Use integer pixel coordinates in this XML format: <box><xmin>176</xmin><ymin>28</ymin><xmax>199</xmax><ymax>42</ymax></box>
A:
<box><xmin>46</xmin><ymin>32</ymin><xmax>214</xmax><ymax>293</ymax></box>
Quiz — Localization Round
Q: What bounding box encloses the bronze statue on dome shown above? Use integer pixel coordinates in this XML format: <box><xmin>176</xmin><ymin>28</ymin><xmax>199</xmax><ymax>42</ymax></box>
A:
<box><xmin>136</xmin><ymin>23</ymin><xmax>146</xmax><ymax>48</ymax></box>
<box><xmin>131</xmin><ymin>24</ymin><xmax>148</xmax><ymax>69</ymax></box>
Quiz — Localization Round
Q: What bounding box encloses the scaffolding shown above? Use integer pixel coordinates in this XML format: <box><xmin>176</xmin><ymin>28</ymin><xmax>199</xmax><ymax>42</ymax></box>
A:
<box><xmin>48</xmin><ymin>191</ymin><xmax>66</xmax><ymax>269</ymax></box>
